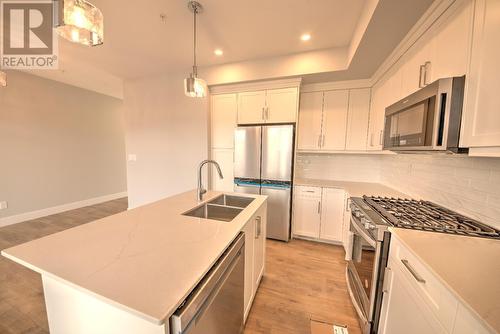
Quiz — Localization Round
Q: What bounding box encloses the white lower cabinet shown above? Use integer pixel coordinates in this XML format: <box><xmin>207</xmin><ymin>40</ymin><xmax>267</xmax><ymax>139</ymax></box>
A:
<box><xmin>242</xmin><ymin>204</ymin><xmax>266</xmax><ymax>322</ymax></box>
<box><xmin>292</xmin><ymin>186</ymin><xmax>346</xmax><ymax>243</ymax></box>
<box><xmin>379</xmin><ymin>235</ymin><xmax>494</xmax><ymax>334</ymax></box>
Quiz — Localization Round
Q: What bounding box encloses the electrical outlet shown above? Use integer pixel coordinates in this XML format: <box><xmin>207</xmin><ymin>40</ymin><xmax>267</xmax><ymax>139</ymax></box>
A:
<box><xmin>128</xmin><ymin>154</ymin><xmax>137</xmax><ymax>162</ymax></box>
<box><xmin>0</xmin><ymin>201</ymin><xmax>8</xmax><ymax>210</ymax></box>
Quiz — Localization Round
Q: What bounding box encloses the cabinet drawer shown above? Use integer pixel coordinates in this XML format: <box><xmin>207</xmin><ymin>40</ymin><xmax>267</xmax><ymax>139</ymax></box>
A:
<box><xmin>390</xmin><ymin>235</ymin><xmax>458</xmax><ymax>333</ymax></box>
<box><xmin>294</xmin><ymin>186</ymin><xmax>321</xmax><ymax>197</ymax></box>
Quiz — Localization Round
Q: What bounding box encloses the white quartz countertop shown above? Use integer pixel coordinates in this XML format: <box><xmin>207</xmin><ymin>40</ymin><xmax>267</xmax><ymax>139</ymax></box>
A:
<box><xmin>1</xmin><ymin>190</ymin><xmax>267</xmax><ymax>325</ymax></box>
<box><xmin>294</xmin><ymin>178</ymin><xmax>408</xmax><ymax>198</ymax></box>
<box><xmin>392</xmin><ymin>228</ymin><xmax>500</xmax><ymax>333</ymax></box>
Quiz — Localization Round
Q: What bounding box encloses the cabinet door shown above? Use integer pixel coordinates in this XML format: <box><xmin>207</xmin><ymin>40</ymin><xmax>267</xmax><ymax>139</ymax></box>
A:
<box><xmin>292</xmin><ymin>186</ymin><xmax>321</xmax><ymax>238</ymax></box>
<box><xmin>211</xmin><ymin>94</ymin><xmax>237</xmax><ymax>149</ymax></box>
<box><xmin>367</xmin><ymin>81</ymin><xmax>387</xmax><ymax>150</ymax></box>
<box><xmin>462</xmin><ymin>0</ymin><xmax>500</xmax><ymax>147</ymax></box>
<box><xmin>427</xmin><ymin>0</ymin><xmax>472</xmax><ymax>83</ymax></box>
<box><xmin>400</xmin><ymin>37</ymin><xmax>432</xmax><ymax>97</ymax></box>
<box><xmin>238</xmin><ymin>90</ymin><xmax>266</xmax><ymax>124</ymax></box>
<box><xmin>379</xmin><ymin>264</ymin><xmax>447</xmax><ymax>334</ymax></box>
<box><xmin>298</xmin><ymin>92</ymin><xmax>323</xmax><ymax>150</ymax></box>
<box><xmin>345</xmin><ymin>88</ymin><xmax>371</xmax><ymax>150</ymax></box>
<box><xmin>319</xmin><ymin>188</ymin><xmax>345</xmax><ymax>242</ymax></box>
<box><xmin>211</xmin><ymin>148</ymin><xmax>234</xmax><ymax>192</ymax></box>
<box><xmin>266</xmin><ymin>87</ymin><xmax>298</xmax><ymax>123</ymax></box>
<box><xmin>241</xmin><ymin>219</ymin><xmax>255</xmax><ymax>321</ymax></box>
<box><xmin>452</xmin><ymin>304</ymin><xmax>493</xmax><ymax>334</ymax></box>
<box><xmin>322</xmin><ymin>90</ymin><xmax>349</xmax><ymax>150</ymax></box>
<box><xmin>253</xmin><ymin>211</ymin><xmax>266</xmax><ymax>289</ymax></box>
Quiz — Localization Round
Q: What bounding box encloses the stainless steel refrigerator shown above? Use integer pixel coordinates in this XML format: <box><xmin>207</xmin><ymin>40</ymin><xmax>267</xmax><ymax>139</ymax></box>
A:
<box><xmin>233</xmin><ymin>124</ymin><xmax>294</xmax><ymax>242</ymax></box>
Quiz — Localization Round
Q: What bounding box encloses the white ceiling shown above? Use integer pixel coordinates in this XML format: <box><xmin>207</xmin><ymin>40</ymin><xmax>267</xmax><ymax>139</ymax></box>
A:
<box><xmin>55</xmin><ymin>0</ymin><xmax>366</xmax><ymax>79</ymax></box>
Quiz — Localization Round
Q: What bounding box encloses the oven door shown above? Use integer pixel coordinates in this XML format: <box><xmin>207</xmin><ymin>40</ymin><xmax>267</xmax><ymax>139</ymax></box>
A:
<box><xmin>346</xmin><ymin>215</ymin><xmax>387</xmax><ymax>334</ymax></box>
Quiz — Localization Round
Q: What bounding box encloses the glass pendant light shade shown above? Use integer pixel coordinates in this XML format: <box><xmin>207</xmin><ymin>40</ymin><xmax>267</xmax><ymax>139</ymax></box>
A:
<box><xmin>0</xmin><ymin>71</ymin><xmax>6</xmax><ymax>87</ymax></box>
<box><xmin>184</xmin><ymin>75</ymin><xmax>207</xmax><ymax>97</ymax></box>
<box><xmin>55</xmin><ymin>0</ymin><xmax>103</xmax><ymax>46</ymax></box>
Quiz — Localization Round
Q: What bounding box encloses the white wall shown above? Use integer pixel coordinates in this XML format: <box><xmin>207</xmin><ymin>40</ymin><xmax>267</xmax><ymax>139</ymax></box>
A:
<box><xmin>380</xmin><ymin>155</ymin><xmax>500</xmax><ymax>229</ymax></box>
<box><xmin>295</xmin><ymin>153</ymin><xmax>382</xmax><ymax>182</ymax></box>
<box><xmin>0</xmin><ymin>71</ymin><xmax>127</xmax><ymax>221</ymax></box>
<box><xmin>123</xmin><ymin>72</ymin><xmax>208</xmax><ymax>209</ymax></box>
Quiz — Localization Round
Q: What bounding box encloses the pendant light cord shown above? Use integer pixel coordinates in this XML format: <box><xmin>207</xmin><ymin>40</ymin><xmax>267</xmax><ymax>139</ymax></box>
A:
<box><xmin>193</xmin><ymin>5</ymin><xmax>197</xmax><ymax>76</ymax></box>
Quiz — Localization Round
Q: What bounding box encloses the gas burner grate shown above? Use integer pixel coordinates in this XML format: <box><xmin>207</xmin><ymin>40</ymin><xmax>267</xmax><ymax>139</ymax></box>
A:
<box><xmin>363</xmin><ymin>196</ymin><xmax>500</xmax><ymax>239</ymax></box>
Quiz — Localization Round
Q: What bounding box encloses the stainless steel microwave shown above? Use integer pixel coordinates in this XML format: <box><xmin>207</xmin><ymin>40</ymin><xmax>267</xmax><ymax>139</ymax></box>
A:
<box><xmin>383</xmin><ymin>76</ymin><xmax>467</xmax><ymax>153</ymax></box>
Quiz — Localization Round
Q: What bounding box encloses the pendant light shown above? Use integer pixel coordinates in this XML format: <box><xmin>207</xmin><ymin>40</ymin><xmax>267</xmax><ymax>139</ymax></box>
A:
<box><xmin>184</xmin><ymin>1</ymin><xmax>207</xmax><ymax>98</ymax></box>
<box><xmin>54</xmin><ymin>0</ymin><xmax>104</xmax><ymax>46</ymax></box>
<box><xmin>0</xmin><ymin>71</ymin><xmax>6</xmax><ymax>87</ymax></box>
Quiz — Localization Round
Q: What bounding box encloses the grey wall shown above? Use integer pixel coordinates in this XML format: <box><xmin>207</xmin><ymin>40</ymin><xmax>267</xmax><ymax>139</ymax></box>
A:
<box><xmin>123</xmin><ymin>71</ymin><xmax>208</xmax><ymax>209</ymax></box>
<box><xmin>0</xmin><ymin>71</ymin><xmax>127</xmax><ymax>219</ymax></box>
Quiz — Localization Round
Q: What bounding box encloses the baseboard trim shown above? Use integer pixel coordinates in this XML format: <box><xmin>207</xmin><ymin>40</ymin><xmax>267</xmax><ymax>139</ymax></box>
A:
<box><xmin>0</xmin><ymin>192</ymin><xmax>128</xmax><ymax>228</ymax></box>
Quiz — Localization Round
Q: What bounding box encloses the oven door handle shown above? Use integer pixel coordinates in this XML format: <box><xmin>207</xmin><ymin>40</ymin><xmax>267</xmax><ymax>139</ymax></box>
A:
<box><xmin>350</xmin><ymin>216</ymin><xmax>377</xmax><ymax>248</ymax></box>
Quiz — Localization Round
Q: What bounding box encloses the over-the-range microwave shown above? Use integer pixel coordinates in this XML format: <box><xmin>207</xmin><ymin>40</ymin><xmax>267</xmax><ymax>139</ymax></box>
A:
<box><xmin>383</xmin><ymin>76</ymin><xmax>468</xmax><ymax>153</ymax></box>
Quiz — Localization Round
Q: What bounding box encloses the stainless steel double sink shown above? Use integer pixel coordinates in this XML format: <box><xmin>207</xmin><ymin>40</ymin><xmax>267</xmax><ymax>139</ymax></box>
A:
<box><xmin>182</xmin><ymin>194</ymin><xmax>254</xmax><ymax>222</ymax></box>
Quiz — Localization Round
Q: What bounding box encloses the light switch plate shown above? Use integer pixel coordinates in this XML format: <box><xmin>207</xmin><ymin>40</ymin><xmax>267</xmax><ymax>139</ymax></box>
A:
<box><xmin>128</xmin><ymin>154</ymin><xmax>137</xmax><ymax>162</ymax></box>
<box><xmin>0</xmin><ymin>201</ymin><xmax>8</xmax><ymax>210</ymax></box>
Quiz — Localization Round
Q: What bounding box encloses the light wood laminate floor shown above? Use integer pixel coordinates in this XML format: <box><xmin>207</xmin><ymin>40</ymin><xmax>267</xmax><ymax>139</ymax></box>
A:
<box><xmin>0</xmin><ymin>199</ymin><xmax>361</xmax><ymax>334</ymax></box>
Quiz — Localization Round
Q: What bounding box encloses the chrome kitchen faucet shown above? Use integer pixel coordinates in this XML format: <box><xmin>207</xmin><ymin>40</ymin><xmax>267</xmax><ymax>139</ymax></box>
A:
<box><xmin>197</xmin><ymin>160</ymin><xmax>224</xmax><ymax>201</ymax></box>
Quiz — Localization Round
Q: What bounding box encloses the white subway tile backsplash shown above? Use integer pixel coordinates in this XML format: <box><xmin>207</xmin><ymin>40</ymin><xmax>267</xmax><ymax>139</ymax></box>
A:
<box><xmin>295</xmin><ymin>152</ymin><xmax>500</xmax><ymax>229</ymax></box>
<box><xmin>380</xmin><ymin>155</ymin><xmax>500</xmax><ymax>229</ymax></box>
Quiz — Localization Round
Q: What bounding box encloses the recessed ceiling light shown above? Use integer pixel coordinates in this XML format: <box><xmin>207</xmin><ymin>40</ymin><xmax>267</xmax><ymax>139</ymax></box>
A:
<box><xmin>214</xmin><ymin>49</ymin><xmax>223</xmax><ymax>56</ymax></box>
<box><xmin>301</xmin><ymin>33</ymin><xmax>311</xmax><ymax>41</ymax></box>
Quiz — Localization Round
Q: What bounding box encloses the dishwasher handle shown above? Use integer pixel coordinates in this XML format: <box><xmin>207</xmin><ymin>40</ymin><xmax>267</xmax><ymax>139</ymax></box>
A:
<box><xmin>170</xmin><ymin>233</ymin><xmax>245</xmax><ymax>333</ymax></box>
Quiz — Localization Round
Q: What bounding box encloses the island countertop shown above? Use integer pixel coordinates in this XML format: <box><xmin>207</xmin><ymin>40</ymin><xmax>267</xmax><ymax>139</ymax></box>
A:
<box><xmin>1</xmin><ymin>190</ymin><xmax>267</xmax><ymax>325</ymax></box>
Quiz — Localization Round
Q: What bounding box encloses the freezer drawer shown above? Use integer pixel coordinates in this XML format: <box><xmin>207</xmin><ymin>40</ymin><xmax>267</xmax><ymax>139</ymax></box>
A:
<box><xmin>261</xmin><ymin>125</ymin><xmax>294</xmax><ymax>181</ymax></box>
<box><xmin>261</xmin><ymin>185</ymin><xmax>291</xmax><ymax>242</ymax></box>
<box><xmin>234</xmin><ymin>126</ymin><xmax>261</xmax><ymax>179</ymax></box>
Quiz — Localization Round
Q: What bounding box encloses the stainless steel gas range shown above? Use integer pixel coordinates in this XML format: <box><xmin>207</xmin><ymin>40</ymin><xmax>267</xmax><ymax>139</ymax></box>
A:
<box><xmin>346</xmin><ymin>196</ymin><xmax>500</xmax><ymax>334</ymax></box>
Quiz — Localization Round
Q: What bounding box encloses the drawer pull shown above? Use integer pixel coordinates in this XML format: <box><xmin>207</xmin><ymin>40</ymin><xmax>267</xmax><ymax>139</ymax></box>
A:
<box><xmin>401</xmin><ymin>259</ymin><xmax>426</xmax><ymax>283</ymax></box>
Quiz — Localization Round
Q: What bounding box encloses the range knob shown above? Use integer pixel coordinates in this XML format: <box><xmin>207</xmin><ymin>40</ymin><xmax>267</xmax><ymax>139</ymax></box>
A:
<box><xmin>361</xmin><ymin>218</ymin><xmax>375</xmax><ymax>230</ymax></box>
<box><xmin>354</xmin><ymin>210</ymin><xmax>363</xmax><ymax>218</ymax></box>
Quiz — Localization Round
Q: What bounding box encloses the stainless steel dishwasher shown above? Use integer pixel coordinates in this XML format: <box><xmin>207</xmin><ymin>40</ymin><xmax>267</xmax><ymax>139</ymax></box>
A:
<box><xmin>170</xmin><ymin>233</ymin><xmax>245</xmax><ymax>334</ymax></box>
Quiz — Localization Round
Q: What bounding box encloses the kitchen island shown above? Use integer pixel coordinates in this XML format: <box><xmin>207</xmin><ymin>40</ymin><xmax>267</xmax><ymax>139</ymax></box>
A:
<box><xmin>1</xmin><ymin>190</ymin><xmax>267</xmax><ymax>334</ymax></box>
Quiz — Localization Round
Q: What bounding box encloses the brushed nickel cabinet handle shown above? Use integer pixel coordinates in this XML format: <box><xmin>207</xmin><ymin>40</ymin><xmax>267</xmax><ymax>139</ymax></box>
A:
<box><xmin>419</xmin><ymin>64</ymin><xmax>426</xmax><ymax>88</ymax></box>
<box><xmin>318</xmin><ymin>134</ymin><xmax>322</xmax><ymax>148</ymax></box>
<box><xmin>379</xmin><ymin>130</ymin><xmax>384</xmax><ymax>145</ymax></box>
<box><xmin>255</xmin><ymin>216</ymin><xmax>261</xmax><ymax>238</ymax></box>
<box><xmin>317</xmin><ymin>201</ymin><xmax>321</xmax><ymax>214</ymax></box>
<box><xmin>261</xmin><ymin>107</ymin><xmax>265</xmax><ymax>120</ymax></box>
<box><xmin>424</xmin><ymin>61</ymin><xmax>431</xmax><ymax>86</ymax></box>
<box><xmin>401</xmin><ymin>259</ymin><xmax>426</xmax><ymax>283</ymax></box>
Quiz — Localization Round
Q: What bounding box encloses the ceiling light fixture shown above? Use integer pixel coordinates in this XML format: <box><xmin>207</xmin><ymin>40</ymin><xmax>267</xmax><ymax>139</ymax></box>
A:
<box><xmin>54</xmin><ymin>0</ymin><xmax>104</xmax><ymax>46</ymax></box>
<box><xmin>214</xmin><ymin>49</ymin><xmax>223</xmax><ymax>56</ymax></box>
<box><xmin>301</xmin><ymin>33</ymin><xmax>311</xmax><ymax>41</ymax></box>
<box><xmin>184</xmin><ymin>1</ymin><xmax>207</xmax><ymax>98</ymax></box>
<box><xmin>0</xmin><ymin>71</ymin><xmax>6</xmax><ymax>87</ymax></box>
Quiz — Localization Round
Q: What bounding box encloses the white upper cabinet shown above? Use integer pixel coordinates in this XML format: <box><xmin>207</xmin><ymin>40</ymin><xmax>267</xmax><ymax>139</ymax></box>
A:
<box><xmin>427</xmin><ymin>0</ymin><xmax>473</xmax><ymax>82</ymax></box>
<box><xmin>322</xmin><ymin>90</ymin><xmax>349</xmax><ymax>150</ymax></box>
<box><xmin>462</xmin><ymin>0</ymin><xmax>500</xmax><ymax>148</ymax></box>
<box><xmin>266</xmin><ymin>88</ymin><xmax>298</xmax><ymax>123</ymax></box>
<box><xmin>237</xmin><ymin>88</ymin><xmax>298</xmax><ymax>125</ymax></box>
<box><xmin>211</xmin><ymin>94</ymin><xmax>237</xmax><ymax>149</ymax></box>
<box><xmin>297</xmin><ymin>88</ymin><xmax>368</xmax><ymax>152</ymax></box>
<box><xmin>237</xmin><ymin>90</ymin><xmax>267</xmax><ymax>124</ymax></box>
<box><xmin>298</xmin><ymin>92</ymin><xmax>323</xmax><ymax>150</ymax></box>
<box><xmin>400</xmin><ymin>37</ymin><xmax>433</xmax><ymax>97</ymax></box>
<box><xmin>346</xmin><ymin>88</ymin><xmax>371</xmax><ymax>150</ymax></box>
<box><xmin>210</xmin><ymin>148</ymin><xmax>234</xmax><ymax>192</ymax></box>
<box><xmin>319</xmin><ymin>188</ymin><xmax>345</xmax><ymax>242</ymax></box>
